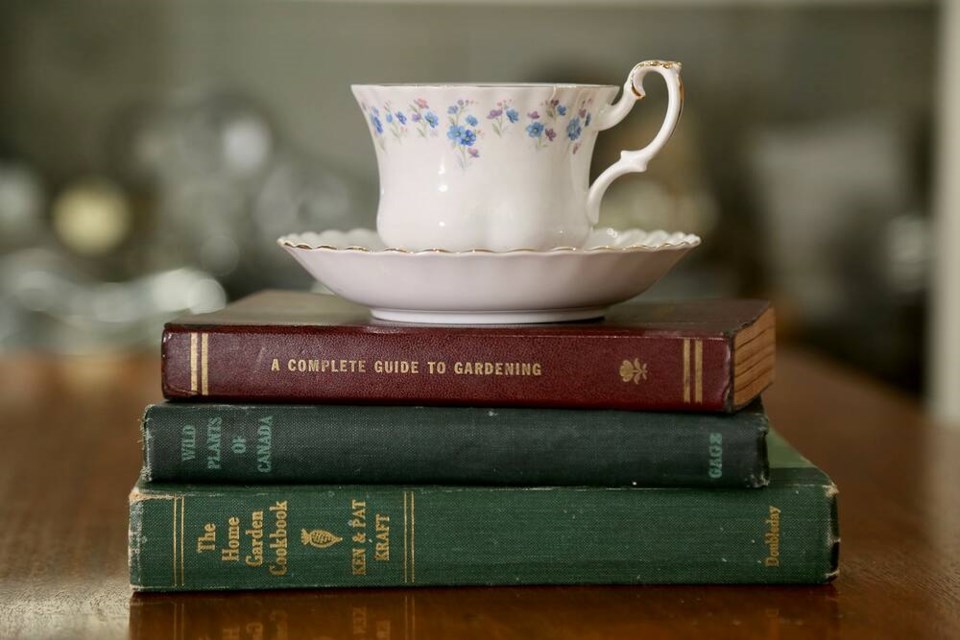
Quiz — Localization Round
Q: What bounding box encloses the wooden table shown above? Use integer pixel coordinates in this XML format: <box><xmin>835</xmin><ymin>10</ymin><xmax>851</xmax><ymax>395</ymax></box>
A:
<box><xmin>0</xmin><ymin>349</ymin><xmax>957</xmax><ymax>639</ymax></box>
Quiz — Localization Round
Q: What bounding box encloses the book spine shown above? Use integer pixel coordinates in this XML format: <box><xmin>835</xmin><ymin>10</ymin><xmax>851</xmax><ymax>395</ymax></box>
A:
<box><xmin>161</xmin><ymin>327</ymin><xmax>738</xmax><ymax>411</ymax></box>
<box><xmin>128</xmin><ymin>474</ymin><xmax>839</xmax><ymax>591</ymax></box>
<box><xmin>141</xmin><ymin>403</ymin><xmax>769</xmax><ymax>488</ymax></box>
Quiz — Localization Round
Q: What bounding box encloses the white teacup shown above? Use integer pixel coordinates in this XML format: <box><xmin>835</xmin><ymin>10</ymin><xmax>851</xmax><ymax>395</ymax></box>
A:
<box><xmin>352</xmin><ymin>60</ymin><xmax>683</xmax><ymax>252</ymax></box>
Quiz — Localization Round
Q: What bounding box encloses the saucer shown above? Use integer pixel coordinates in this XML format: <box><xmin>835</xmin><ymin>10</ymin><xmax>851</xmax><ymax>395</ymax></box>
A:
<box><xmin>277</xmin><ymin>228</ymin><xmax>700</xmax><ymax>324</ymax></box>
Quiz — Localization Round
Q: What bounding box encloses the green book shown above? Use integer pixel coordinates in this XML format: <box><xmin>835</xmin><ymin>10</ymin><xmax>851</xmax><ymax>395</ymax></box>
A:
<box><xmin>141</xmin><ymin>401</ymin><xmax>770</xmax><ymax>487</ymax></box>
<box><xmin>129</xmin><ymin>433</ymin><xmax>839</xmax><ymax>591</ymax></box>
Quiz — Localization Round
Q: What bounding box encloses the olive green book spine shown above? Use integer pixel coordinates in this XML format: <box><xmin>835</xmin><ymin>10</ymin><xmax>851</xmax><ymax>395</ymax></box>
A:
<box><xmin>129</xmin><ymin>435</ymin><xmax>838</xmax><ymax>590</ymax></box>
<box><xmin>141</xmin><ymin>401</ymin><xmax>769</xmax><ymax>487</ymax></box>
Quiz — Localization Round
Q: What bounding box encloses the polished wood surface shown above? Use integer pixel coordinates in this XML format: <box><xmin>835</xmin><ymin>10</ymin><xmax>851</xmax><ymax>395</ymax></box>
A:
<box><xmin>0</xmin><ymin>349</ymin><xmax>958</xmax><ymax>639</ymax></box>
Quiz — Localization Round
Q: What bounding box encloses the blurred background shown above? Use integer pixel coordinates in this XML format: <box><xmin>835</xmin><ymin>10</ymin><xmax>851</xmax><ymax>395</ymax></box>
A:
<box><xmin>0</xmin><ymin>0</ymin><xmax>955</xmax><ymax>416</ymax></box>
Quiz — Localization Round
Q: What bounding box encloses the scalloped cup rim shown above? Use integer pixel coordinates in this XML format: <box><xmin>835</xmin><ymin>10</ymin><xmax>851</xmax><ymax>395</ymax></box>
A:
<box><xmin>351</xmin><ymin>82</ymin><xmax>617</xmax><ymax>90</ymax></box>
<box><xmin>277</xmin><ymin>228</ymin><xmax>701</xmax><ymax>255</ymax></box>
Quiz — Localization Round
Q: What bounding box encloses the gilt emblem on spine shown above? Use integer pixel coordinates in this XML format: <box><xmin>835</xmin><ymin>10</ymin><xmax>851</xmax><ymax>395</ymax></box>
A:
<box><xmin>301</xmin><ymin>529</ymin><xmax>343</xmax><ymax>549</ymax></box>
<box><xmin>619</xmin><ymin>358</ymin><xmax>648</xmax><ymax>384</ymax></box>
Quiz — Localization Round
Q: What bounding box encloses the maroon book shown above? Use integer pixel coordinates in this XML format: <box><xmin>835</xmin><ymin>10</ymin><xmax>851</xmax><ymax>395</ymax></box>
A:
<box><xmin>162</xmin><ymin>290</ymin><xmax>774</xmax><ymax>412</ymax></box>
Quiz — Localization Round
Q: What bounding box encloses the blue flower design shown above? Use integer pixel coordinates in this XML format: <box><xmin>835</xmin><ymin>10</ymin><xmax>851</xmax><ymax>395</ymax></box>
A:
<box><xmin>369</xmin><ymin>96</ymin><xmax>591</xmax><ymax>161</ymax></box>
<box><xmin>447</xmin><ymin>125</ymin><xmax>477</xmax><ymax>147</ymax></box>
<box><xmin>448</xmin><ymin>124</ymin><xmax>464</xmax><ymax>142</ymax></box>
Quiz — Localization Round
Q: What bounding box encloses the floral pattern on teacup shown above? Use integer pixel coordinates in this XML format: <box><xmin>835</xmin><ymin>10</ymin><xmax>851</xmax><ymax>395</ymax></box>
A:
<box><xmin>524</xmin><ymin>99</ymin><xmax>566</xmax><ymax>150</ymax></box>
<box><xmin>409</xmin><ymin>98</ymin><xmax>440</xmax><ymax>138</ymax></box>
<box><xmin>361</xmin><ymin>104</ymin><xmax>389</xmax><ymax>150</ymax></box>
<box><xmin>383</xmin><ymin>102</ymin><xmax>410</xmax><ymax>143</ymax></box>
<box><xmin>446</xmin><ymin>100</ymin><xmax>482</xmax><ymax>168</ymax></box>
<box><xmin>566</xmin><ymin>98</ymin><xmax>595</xmax><ymax>154</ymax></box>
<box><xmin>362</xmin><ymin>97</ymin><xmax>595</xmax><ymax>166</ymax></box>
<box><xmin>486</xmin><ymin>100</ymin><xmax>520</xmax><ymax>137</ymax></box>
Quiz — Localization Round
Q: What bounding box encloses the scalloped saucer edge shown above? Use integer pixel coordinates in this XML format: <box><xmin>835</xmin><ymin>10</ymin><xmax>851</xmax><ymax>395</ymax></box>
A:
<box><xmin>277</xmin><ymin>227</ymin><xmax>700</xmax><ymax>324</ymax></box>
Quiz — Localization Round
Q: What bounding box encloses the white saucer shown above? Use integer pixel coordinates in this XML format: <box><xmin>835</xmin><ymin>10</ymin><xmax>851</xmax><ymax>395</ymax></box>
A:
<box><xmin>277</xmin><ymin>228</ymin><xmax>700</xmax><ymax>324</ymax></box>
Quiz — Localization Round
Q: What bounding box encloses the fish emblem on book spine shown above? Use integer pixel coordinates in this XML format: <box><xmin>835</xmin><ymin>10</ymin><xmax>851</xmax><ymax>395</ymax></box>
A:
<box><xmin>301</xmin><ymin>529</ymin><xmax>343</xmax><ymax>549</ymax></box>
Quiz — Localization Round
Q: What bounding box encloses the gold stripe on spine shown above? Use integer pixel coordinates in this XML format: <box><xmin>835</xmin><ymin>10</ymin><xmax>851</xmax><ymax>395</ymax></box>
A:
<box><xmin>171</xmin><ymin>498</ymin><xmax>178</xmax><ymax>587</ymax></box>
<box><xmin>180</xmin><ymin>497</ymin><xmax>185</xmax><ymax>586</ymax></box>
<box><xmin>682</xmin><ymin>339</ymin><xmax>691</xmax><ymax>403</ymax></box>
<box><xmin>201</xmin><ymin>333</ymin><xmax>209</xmax><ymax>396</ymax></box>
<box><xmin>694</xmin><ymin>339</ymin><xmax>703</xmax><ymax>403</ymax></box>
<box><xmin>403</xmin><ymin>491</ymin><xmax>409</xmax><ymax>584</ymax></box>
<box><xmin>189</xmin><ymin>333</ymin><xmax>198</xmax><ymax>393</ymax></box>
<box><xmin>410</xmin><ymin>491</ymin><xmax>416</xmax><ymax>584</ymax></box>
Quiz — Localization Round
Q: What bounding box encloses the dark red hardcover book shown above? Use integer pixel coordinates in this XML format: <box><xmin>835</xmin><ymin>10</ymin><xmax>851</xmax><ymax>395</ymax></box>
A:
<box><xmin>162</xmin><ymin>290</ymin><xmax>774</xmax><ymax>412</ymax></box>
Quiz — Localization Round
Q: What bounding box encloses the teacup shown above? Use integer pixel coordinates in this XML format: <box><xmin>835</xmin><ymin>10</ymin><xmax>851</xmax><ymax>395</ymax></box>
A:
<box><xmin>352</xmin><ymin>60</ymin><xmax>683</xmax><ymax>252</ymax></box>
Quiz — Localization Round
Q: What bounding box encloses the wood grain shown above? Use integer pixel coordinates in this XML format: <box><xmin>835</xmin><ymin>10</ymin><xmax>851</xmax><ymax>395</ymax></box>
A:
<box><xmin>0</xmin><ymin>349</ymin><xmax>958</xmax><ymax>639</ymax></box>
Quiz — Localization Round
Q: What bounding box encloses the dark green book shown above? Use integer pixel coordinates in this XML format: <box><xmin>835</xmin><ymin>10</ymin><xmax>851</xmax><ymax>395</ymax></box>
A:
<box><xmin>141</xmin><ymin>402</ymin><xmax>770</xmax><ymax>488</ymax></box>
<box><xmin>129</xmin><ymin>434</ymin><xmax>839</xmax><ymax>590</ymax></box>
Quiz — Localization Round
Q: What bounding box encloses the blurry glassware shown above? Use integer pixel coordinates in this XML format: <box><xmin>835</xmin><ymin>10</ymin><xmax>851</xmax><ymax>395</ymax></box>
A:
<box><xmin>0</xmin><ymin>161</ymin><xmax>45</xmax><ymax>249</ymax></box>
<box><xmin>108</xmin><ymin>89</ymin><xmax>370</xmax><ymax>291</ymax></box>
<box><xmin>0</xmin><ymin>247</ymin><xmax>225</xmax><ymax>353</ymax></box>
<box><xmin>747</xmin><ymin>113</ymin><xmax>926</xmax><ymax>389</ymax></box>
<box><xmin>884</xmin><ymin>212</ymin><xmax>930</xmax><ymax>297</ymax></box>
<box><xmin>51</xmin><ymin>178</ymin><xmax>132</xmax><ymax>257</ymax></box>
<box><xmin>252</xmin><ymin>152</ymin><xmax>361</xmax><ymax>240</ymax></box>
<box><xmin>748</xmin><ymin>114</ymin><xmax>917</xmax><ymax>322</ymax></box>
<box><xmin>120</xmin><ymin>91</ymin><xmax>275</xmax><ymax>186</ymax></box>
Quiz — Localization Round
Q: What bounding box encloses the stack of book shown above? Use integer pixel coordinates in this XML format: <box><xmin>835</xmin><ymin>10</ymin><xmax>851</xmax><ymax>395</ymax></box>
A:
<box><xmin>129</xmin><ymin>290</ymin><xmax>839</xmax><ymax>591</ymax></box>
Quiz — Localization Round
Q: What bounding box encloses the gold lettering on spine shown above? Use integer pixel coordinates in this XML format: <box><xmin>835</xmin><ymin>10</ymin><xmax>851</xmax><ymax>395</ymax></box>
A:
<box><xmin>695</xmin><ymin>339</ymin><xmax>703</xmax><ymax>403</ymax></box>
<box><xmin>682</xmin><ymin>339</ymin><xmax>691</xmax><ymax>403</ymax></box>
<box><xmin>189</xmin><ymin>333</ymin><xmax>198</xmax><ymax>393</ymax></box>
<box><xmin>201</xmin><ymin>333</ymin><xmax>209</xmax><ymax>396</ymax></box>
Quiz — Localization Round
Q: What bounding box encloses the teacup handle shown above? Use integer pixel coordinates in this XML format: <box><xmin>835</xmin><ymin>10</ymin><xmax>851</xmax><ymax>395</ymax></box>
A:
<box><xmin>586</xmin><ymin>60</ymin><xmax>684</xmax><ymax>225</ymax></box>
